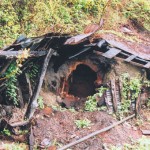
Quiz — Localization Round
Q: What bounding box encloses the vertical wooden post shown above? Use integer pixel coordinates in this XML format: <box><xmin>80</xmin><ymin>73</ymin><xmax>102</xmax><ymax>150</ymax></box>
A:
<box><xmin>25</xmin><ymin>49</ymin><xmax>54</xmax><ymax>119</ymax></box>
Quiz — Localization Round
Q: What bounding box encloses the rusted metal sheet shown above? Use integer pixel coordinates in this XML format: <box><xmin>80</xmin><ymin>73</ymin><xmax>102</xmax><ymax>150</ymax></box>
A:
<box><xmin>84</xmin><ymin>24</ymin><xmax>100</xmax><ymax>34</ymax></box>
<box><xmin>102</xmin><ymin>48</ymin><xmax>121</xmax><ymax>58</ymax></box>
<box><xmin>144</xmin><ymin>62</ymin><xmax>150</xmax><ymax>69</ymax></box>
<box><xmin>104</xmin><ymin>39</ymin><xmax>150</xmax><ymax>61</ymax></box>
<box><xmin>1</xmin><ymin>32</ymin><xmax>150</xmax><ymax>70</ymax></box>
<box><xmin>64</xmin><ymin>33</ymin><xmax>93</xmax><ymax>45</ymax></box>
<box><xmin>125</xmin><ymin>55</ymin><xmax>136</xmax><ymax>62</ymax></box>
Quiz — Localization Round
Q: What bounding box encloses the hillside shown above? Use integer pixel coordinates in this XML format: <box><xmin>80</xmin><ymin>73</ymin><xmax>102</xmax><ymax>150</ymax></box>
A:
<box><xmin>0</xmin><ymin>0</ymin><xmax>150</xmax><ymax>48</ymax></box>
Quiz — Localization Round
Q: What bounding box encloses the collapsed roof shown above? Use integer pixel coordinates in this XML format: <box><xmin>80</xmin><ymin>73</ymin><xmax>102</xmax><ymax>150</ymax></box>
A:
<box><xmin>0</xmin><ymin>31</ymin><xmax>150</xmax><ymax>71</ymax></box>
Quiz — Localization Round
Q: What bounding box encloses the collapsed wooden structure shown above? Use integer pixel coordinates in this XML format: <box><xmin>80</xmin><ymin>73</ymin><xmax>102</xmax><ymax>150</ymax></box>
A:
<box><xmin>0</xmin><ymin>31</ymin><xmax>150</xmax><ymax>120</ymax></box>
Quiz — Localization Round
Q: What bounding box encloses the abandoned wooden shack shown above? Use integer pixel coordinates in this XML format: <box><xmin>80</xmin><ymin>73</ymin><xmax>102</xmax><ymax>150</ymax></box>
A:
<box><xmin>0</xmin><ymin>31</ymin><xmax>150</xmax><ymax>120</ymax></box>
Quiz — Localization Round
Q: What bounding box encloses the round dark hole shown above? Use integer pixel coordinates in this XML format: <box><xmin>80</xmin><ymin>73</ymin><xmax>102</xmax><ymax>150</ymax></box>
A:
<box><xmin>68</xmin><ymin>64</ymin><xmax>97</xmax><ymax>98</ymax></box>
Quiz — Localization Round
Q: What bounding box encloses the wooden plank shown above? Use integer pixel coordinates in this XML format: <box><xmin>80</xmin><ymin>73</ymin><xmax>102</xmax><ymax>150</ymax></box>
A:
<box><xmin>135</xmin><ymin>93</ymin><xmax>141</xmax><ymax>117</ymax></box>
<box><xmin>25</xmin><ymin>48</ymin><xmax>54</xmax><ymax>119</ymax></box>
<box><xmin>111</xmin><ymin>80</ymin><xmax>118</xmax><ymax>112</ymax></box>
<box><xmin>0</xmin><ymin>50</ymin><xmax>48</xmax><ymax>58</ymax></box>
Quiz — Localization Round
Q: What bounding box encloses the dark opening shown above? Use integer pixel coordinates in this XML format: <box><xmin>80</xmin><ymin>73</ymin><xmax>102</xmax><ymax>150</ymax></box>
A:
<box><xmin>68</xmin><ymin>64</ymin><xmax>97</xmax><ymax>97</ymax></box>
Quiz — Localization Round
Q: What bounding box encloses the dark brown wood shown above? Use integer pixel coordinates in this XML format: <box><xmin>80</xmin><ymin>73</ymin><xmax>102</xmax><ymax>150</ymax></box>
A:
<box><xmin>25</xmin><ymin>73</ymin><xmax>33</xmax><ymax>98</ymax></box>
<box><xmin>135</xmin><ymin>93</ymin><xmax>141</xmax><ymax>117</ymax></box>
<box><xmin>118</xmin><ymin>79</ymin><xmax>122</xmax><ymax>102</ymax></box>
<box><xmin>111</xmin><ymin>79</ymin><xmax>118</xmax><ymax>112</ymax></box>
<box><xmin>25</xmin><ymin>49</ymin><xmax>54</xmax><ymax>119</ymax></box>
<box><xmin>0</xmin><ymin>59</ymin><xmax>13</xmax><ymax>75</ymax></box>
<box><xmin>16</xmin><ymin>81</ymin><xmax>24</xmax><ymax>108</ymax></box>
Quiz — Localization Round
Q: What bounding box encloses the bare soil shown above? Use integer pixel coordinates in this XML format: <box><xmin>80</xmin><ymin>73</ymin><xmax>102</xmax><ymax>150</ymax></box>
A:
<box><xmin>0</xmin><ymin>106</ymin><xmax>150</xmax><ymax>150</ymax></box>
<box><xmin>32</xmin><ymin>107</ymin><xmax>147</xmax><ymax>150</ymax></box>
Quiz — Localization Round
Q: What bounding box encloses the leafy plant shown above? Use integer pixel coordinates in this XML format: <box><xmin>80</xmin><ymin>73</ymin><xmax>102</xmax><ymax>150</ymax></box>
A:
<box><xmin>84</xmin><ymin>95</ymin><xmax>97</xmax><ymax>112</ymax></box>
<box><xmin>26</xmin><ymin>62</ymin><xmax>39</xmax><ymax>84</ymax></box>
<box><xmin>4</xmin><ymin>62</ymin><xmax>22</xmax><ymax>105</ymax></box>
<box><xmin>2</xmin><ymin>49</ymin><xmax>29</xmax><ymax>105</ymax></box>
<box><xmin>117</xmin><ymin>73</ymin><xmax>148</xmax><ymax>117</ymax></box>
<box><xmin>85</xmin><ymin>86</ymin><xmax>107</xmax><ymax>112</ymax></box>
<box><xmin>75</xmin><ymin>119</ymin><xmax>91</xmax><ymax>128</ymax></box>
<box><xmin>37</xmin><ymin>96</ymin><xmax>44</xmax><ymax>109</ymax></box>
<box><xmin>1</xmin><ymin>128</ymin><xmax>11</xmax><ymax>136</ymax></box>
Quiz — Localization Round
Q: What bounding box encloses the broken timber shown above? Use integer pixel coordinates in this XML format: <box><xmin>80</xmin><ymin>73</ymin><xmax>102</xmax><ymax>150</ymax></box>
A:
<box><xmin>0</xmin><ymin>50</ymin><xmax>47</xmax><ymax>58</ymax></box>
<box><xmin>25</xmin><ymin>48</ymin><xmax>54</xmax><ymax>119</ymax></box>
<box><xmin>0</xmin><ymin>32</ymin><xmax>149</xmax><ymax>119</ymax></box>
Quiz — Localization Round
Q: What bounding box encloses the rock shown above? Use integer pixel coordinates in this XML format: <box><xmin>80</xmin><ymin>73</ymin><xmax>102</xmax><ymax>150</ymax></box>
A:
<box><xmin>3</xmin><ymin>105</ymin><xmax>13</xmax><ymax>115</ymax></box>
<box><xmin>41</xmin><ymin>138</ymin><xmax>51</xmax><ymax>147</ymax></box>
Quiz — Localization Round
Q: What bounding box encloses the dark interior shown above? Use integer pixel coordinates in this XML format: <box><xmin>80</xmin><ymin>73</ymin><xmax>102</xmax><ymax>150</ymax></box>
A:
<box><xmin>68</xmin><ymin>64</ymin><xmax>97</xmax><ymax>97</ymax></box>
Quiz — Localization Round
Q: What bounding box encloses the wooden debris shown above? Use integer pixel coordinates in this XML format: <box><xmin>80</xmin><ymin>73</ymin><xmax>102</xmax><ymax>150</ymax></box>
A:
<box><xmin>16</xmin><ymin>81</ymin><xmax>24</xmax><ymax>108</ymax></box>
<box><xmin>111</xmin><ymin>79</ymin><xmax>118</xmax><ymax>112</ymax></box>
<box><xmin>10</xmin><ymin>120</ymin><xmax>30</xmax><ymax>127</ymax></box>
<box><xmin>0</xmin><ymin>50</ymin><xmax>47</xmax><ymax>58</ymax></box>
<box><xmin>135</xmin><ymin>93</ymin><xmax>141</xmax><ymax>117</ymax></box>
<box><xmin>25</xmin><ymin>49</ymin><xmax>54</xmax><ymax>119</ymax></box>
<box><xmin>25</xmin><ymin>73</ymin><xmax>33</xmax><ymax>98</ymax></box>
<box><xmin>29</xmin><ymin>126</ymin><xmax>34</xmax><ymax>150</ymax></box>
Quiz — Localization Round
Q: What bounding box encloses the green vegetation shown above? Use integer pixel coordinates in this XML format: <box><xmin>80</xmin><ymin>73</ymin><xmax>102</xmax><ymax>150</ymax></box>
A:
<box><xmin>26</xmin><ymin>62</ymin><xmax>39</xmax><ymax>84</ymax></box>
<box><xmin>2</xmin><ymin>142</ymin><xmax>27</xmax><ymax>150</ymax></box>
<box><xmin>1</xmin><ymin>49</ymin><xmax>29</xmax><ymax>106</ymax></box>
<box><xmin>1</xmin><ymin>128</ymin><xmax>11</xmax><ymax>136</ymax></box>
<box><xmin>111</xmin><ymin>136</ymin><xmax>150</xmax><ymax>150</ymax></box>
<box><xmin>75</xmin><ymin>119</ymin><xmax>91</xmax><ymax>128</ymax></box>
<box><xmin>4</xmin><ymin>62</ymin><xmax>22</xmax><ymax>105</ymax></box>
<box><xmin>37</xmin><ymin>96</ymin><xmax>44</xmax><ymax>109</ymax></box>
<box><xmin>85</xmin><ymin>86</ymin><xmax>107</xmax><ymax>111</ymax></box>
<box><xmin>0</xmin><ymin>0</ymin><xmax>149</xmax><ymax>48</ymax></box>
<box><xmin>118</xmin><ymin>73</ymin><xmax>150</xmax><ymax>117</ymax></box>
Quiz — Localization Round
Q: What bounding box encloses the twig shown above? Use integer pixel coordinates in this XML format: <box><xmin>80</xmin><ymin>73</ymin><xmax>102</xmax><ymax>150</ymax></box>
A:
<box><xmin>58</xmin><ymin>114</ymin><xmax>135</xmax><ymax>150</ymax></box>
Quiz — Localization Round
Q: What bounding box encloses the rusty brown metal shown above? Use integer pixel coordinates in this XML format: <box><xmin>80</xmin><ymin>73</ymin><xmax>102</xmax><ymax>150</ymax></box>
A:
<box><xmin>64</xmin><ymin>33</ymin><xmax>93</xmax><ymax>45</ymax></box>
<box><xmin>100</xmin><ymin>34</ymin><xmax>150</xmax><ymax>61</ymax></box>
<box><xmin>84</xmin><ymin>24</ymin><xmax>100</xmax><ymax>34</ymax></box>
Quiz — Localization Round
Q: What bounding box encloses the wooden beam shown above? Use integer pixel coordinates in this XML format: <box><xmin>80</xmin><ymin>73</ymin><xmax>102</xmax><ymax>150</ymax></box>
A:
<box><xmin>0</xmin><ymin>50</ymin><xmax>48</xmax><ymax>58</ymax></box>
<box><xmin>25</xmin><ymin>49</ymin><xmax>54</xmax><ymax>119</ymax></box>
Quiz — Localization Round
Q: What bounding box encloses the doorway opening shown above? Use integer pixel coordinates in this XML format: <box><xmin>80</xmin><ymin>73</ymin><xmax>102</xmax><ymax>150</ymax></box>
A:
<box><xmin>68</xmin><ymin>64</ymin><xmax>97</xmax><ymax>98</ymax></box>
